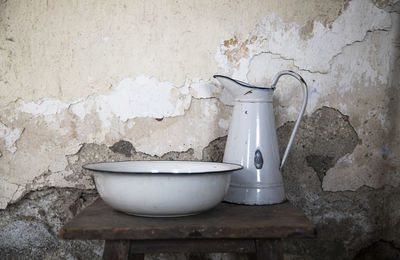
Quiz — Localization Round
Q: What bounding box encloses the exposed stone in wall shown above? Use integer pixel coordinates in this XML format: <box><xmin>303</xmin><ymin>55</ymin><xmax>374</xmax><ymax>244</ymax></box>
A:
<box><xmin>283</xmin><ymin>186</ymin><xmax>388</xmax><ymax>259</ymax></box>
<box><xmin>109</xmin><ymin>140</ymin><xmax>134</xmax><ymax>157</ymax></box>
<box><xmin>278</xmin><ymin>106</ymin><xmax>359</xmax><ymax>188</ymax></box>
<box><xmin>0</xmin><ymin>188</ymin><xmax>102</xmax><ymax>260</ymax></box>
<box><xmin>202</xmin><ymin>136</ymin><xmax>227</xmax><ymax>162</ymax></box>
<box><xmin>383</xmin><ymin>185</ymin><xmax>400</xmax><ymax>249</ymax></box>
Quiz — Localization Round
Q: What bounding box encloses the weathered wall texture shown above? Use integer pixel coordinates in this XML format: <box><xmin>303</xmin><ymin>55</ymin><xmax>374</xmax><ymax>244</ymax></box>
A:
<box><xmin>0</xmin><ymin>0</ymin><xmax>399</xmax><ymax>259</ymax></box>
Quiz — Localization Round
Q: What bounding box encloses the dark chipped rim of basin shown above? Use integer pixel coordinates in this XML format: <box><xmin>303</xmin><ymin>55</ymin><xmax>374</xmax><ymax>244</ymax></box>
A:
<box><xmin>82</xmin><ymin>160</ymin><xmax>243</xmax><ymax>175</ymax></box>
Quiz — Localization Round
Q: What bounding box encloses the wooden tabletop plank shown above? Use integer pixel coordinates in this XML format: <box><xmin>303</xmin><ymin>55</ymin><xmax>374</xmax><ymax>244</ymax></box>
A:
<box><xmin>59</xmin><ymin>199</ymin><xmax>316</xmax><ymax>240</ymax></box>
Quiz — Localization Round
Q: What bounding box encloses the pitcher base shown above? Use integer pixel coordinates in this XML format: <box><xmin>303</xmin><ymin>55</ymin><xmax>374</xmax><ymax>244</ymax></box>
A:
<box><xmin>223</xmin><ymin>185</ymin><xmax>286</xmax><ymax>205</ymax></box>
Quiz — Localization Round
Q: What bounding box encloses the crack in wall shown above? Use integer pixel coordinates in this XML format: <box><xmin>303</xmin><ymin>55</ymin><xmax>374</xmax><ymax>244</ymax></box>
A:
<box><xmin>327</xmin><ymin>27</ymin><xmax>391</xmax><ymax>73</ymax></box>
<box><xmin>246</xmin><ymin>51</ymin><xmax>329</xmax><ymax>80</ymax></box>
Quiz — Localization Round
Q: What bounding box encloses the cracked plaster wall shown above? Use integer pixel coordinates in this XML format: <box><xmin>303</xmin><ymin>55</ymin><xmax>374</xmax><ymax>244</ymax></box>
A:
<box><xmin>0</xmin><ymin>0</ymin><xmax>399</xmax><ymax>258</ymax></box>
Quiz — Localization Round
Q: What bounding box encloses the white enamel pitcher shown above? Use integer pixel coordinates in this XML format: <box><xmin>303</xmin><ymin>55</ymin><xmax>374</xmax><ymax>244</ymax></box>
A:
<box><xmin>214</xmin><ymin>71</ymin><xmax>308</xmax><ymax>205</ymax></box>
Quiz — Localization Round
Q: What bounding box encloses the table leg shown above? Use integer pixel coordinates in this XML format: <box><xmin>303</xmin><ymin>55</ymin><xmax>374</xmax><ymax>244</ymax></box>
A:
<box><xmin>103</xmin><ymin>240</ymin><xmax>145</xmax><ymax>260</ymax></box>
<box><xmin>248</xmin><ymin>239</ymin><xmax>283</xmax><ymax>260</ymax></box>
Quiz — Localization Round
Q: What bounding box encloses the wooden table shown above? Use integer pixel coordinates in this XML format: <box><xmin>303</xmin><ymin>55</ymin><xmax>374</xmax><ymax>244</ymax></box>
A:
<box><xmin>59</xmin><ymin>199</ymin><xmax>316</xmax><ymax>260</ymax></box>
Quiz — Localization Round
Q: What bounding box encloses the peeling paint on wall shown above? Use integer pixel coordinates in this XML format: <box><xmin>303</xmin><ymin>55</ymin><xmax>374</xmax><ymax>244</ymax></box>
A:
<box><xmin>0</xmin><ymin>121</ymin><xmax>23</xmax><ymax>153</ymax></box>
<box><xmin>69</xmin><ymin>77</ymin><xmax>192</xmax><ymax>127</ymax></box>
<box><xmin>20</xmin><ymin>99</ymin><xmax>69</xmax><ymax>117</ymax></box>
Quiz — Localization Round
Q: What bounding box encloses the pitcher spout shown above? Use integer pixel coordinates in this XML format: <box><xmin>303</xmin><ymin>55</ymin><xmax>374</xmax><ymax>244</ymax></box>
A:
<box><xmin>213</xmin><ymin>75</ymin><xmax>273</xmax><ymax>102</ymax></box>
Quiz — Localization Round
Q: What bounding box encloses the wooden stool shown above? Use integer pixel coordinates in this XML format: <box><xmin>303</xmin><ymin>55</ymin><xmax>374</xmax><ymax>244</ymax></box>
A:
<box><xmin>60</xmin><ymin>199</ymin><xmax>316</xmax><ymax>259</ymax></box>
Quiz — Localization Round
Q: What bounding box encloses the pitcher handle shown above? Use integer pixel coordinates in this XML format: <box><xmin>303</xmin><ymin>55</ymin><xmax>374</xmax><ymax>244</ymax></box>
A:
<box><xmin>270</xmin><ymin>70</ymin><xmax>308</xmax><ymax>169</ymax></box>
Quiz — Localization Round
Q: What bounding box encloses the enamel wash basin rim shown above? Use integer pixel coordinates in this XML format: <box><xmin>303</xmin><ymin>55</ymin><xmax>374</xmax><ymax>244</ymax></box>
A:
<box><xmin>83</xmin><ymin>160</ymin><xmax>242</xmax><ymax>174</ymax></box>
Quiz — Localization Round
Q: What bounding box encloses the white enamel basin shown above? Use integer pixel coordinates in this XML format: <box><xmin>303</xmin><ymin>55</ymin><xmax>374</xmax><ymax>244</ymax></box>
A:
<box><xmin>83</xmin><ymin>161</ymin><xmax>242</xmax><ymax>217</ymax></box>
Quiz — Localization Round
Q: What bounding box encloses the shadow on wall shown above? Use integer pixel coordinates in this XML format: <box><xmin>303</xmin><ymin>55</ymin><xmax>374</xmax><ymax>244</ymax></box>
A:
<box><xmin>352</xmin><ymin>7</ymin><xmax>400</xmax><ymax>259</ymax></box>
<box><xmin>380</xmin><ymin>8</ymin><xmax>400</xmax><ymax>257</ymax></box>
